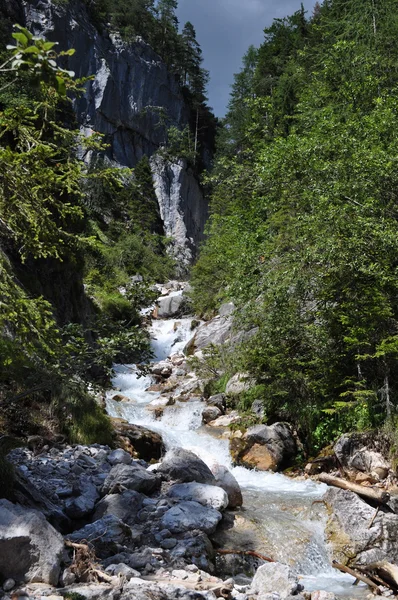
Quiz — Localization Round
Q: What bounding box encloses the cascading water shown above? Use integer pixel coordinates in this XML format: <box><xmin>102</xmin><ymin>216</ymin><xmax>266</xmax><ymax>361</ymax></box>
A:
<box><xmin>106</xmin><ymin>316</ymin><xmax>367</xmax><ymax>599</ymax></box>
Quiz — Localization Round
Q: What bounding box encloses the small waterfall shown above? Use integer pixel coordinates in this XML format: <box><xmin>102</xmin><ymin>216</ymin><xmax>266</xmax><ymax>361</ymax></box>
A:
<box><xmin>106</xmin><ymin>315</ymin><xmax>367</xmax><ymax>599</ymax></box>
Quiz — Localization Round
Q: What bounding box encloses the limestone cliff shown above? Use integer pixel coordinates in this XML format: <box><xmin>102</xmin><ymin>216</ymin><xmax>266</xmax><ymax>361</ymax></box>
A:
<box><xmin>17</xmin><ymin>0</ymin><xmax>209</xmax><ymax>260</ymax></box>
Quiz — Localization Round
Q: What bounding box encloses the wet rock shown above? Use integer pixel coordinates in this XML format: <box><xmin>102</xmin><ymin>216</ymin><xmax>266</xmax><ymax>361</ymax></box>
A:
<box><xmin>112</xmin><ymin>420</ymin><xmax>165</xmax><ymax>462</ymax></box>
<box><xmin>93</xmin><ymin>490</ymin><xmax>143</xmax><ymax>526</ymax></box>
<box><xmin>161</xmin><ymin>501</ymin><xmax>222</xmax><ymax>534</ymax></box>
<box><xmin>156</xmin><ymin>448</ymin><xmax>216</xmax><ymax>485</ymax></box>
<box><xmin>251</xmin><ymin>562</ymin><xmax>300</xmax><ymax>599</ymax></box>
<box><xmin>202</xmin><ymin>406</ymin><xmax>222</xmax><ymax>424</ymax></box>
<box><xmin>112</xmin><ymin>394</ymin><xmax>131</xmax><ymax>403</ymax></box>
<box><xmin>0</xmin><ymin>499</ymin><xmax>64</xmax><ymax>585</ymax></box>
<box><xmin>67</xmin><ymin>515</ymin><xmax>134</xmax><ymax>558</ymax></box>
<box><xmin>324</xmin><ymin>487</ymin><xmax>398</xmax><ymax>565</ymax></box>
<box><xmin>150</xmin><ymin>361</ymin><xmax>173</xmax><ymax>377</ymax></box>
<box><xmin>230</xmin><ymin>423</ymin><xmax>297</xmax><ymax>472</ymax></box>
<box><xmin>210</xmin><ymin>464</ymin><xmax>243</xmax><ymax>508</ymax></box>
<box><xmin>167</xmin><ymin>483</ymin><xmax>229</xmax><ymax>511</ymax></box>
<box><xmin>225</xmin><ymin>373</ymin><xmax>255</xmax><ymax>396</ymax></box>
<box><xmin>102</xmin><ymin>463</ymin><xmax>161</xmax><ymax>495</ymax></box>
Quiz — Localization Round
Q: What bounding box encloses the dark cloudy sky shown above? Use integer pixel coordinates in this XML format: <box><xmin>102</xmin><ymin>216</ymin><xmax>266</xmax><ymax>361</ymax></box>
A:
<box><xmin>176</xmin><ymin>0</ymin><xmax>317</xmax><ymax>117</ymax></box>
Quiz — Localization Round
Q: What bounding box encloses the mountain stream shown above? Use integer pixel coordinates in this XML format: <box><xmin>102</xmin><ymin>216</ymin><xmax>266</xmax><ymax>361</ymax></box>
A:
<box><xmin>106</xmin><ymin>316</ymin><xmax>368</xmax><ymax>599</ymax></box>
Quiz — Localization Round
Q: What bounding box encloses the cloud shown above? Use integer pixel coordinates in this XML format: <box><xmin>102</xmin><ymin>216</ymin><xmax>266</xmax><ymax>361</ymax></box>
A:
<box><xmin>176</xmin><ymin>0</ymin><xmax>317</xmax><ymax>116</ymax></box>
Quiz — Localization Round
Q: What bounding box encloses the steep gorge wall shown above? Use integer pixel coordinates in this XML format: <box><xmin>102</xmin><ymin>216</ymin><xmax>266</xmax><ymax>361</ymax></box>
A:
<box><xmin>18</xmin><ymin>0</ymin><xmax>209</xmax><ymax>258</ymax></box>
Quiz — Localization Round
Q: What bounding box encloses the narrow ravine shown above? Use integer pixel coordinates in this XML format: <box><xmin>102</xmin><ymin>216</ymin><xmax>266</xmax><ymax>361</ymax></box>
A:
<box><xmin>106</xmin><ymin>313</ymin><xmax>368</xmax><ymax>599</ymax></box>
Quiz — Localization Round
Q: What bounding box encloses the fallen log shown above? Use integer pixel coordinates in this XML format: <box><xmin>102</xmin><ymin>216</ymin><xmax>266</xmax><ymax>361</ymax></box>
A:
<box><xmin>216</xmin><ymin>549</ymin><xmax>274</xmax><ymax>562</ymax></box>
<box><xmin>354</xmin><ymin>562</ymin><xmax>398</xmax><ymax>592</ymax></box>
<box><xmin>332</xmin><ymin>561</ymin><xmax>381</xmax><ymax>594</ymax></box>
<box><xmin>318</xmin><ymin>474</ymin><xmax>390</xmax><ymax>505</ymax></box>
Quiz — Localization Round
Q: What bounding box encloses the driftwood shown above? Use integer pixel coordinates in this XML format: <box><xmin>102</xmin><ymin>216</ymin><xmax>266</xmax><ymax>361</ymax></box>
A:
<box><xmin>318</xmin><ymin>474</ymin><xmax>390</xmax><ymax>505</ymax></box>
<box><xmin>354</xmin><ymin>562</ymin><xmax>398</xmax><ymax>593</ymax></box>
<box><xmin>332</xmin><ymin>561</ymin><xmax>381</xmax><ymax>594</ymax></box>
<box><xmin>216</xmin><ymin>549</ymin><xmax>274</xmax><ymax>562</ymax></box>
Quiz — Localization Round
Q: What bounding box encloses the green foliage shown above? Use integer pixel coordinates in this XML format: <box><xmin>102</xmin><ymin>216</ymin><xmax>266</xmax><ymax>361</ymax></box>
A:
<box><xmin>192</xmin><ymin>0</ymin><xmax>398</xmax><ymax>453</ymax></box>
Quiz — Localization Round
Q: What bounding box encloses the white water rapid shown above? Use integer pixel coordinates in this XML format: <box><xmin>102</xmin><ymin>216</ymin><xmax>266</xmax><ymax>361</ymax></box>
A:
<box><xmin>106</xmin><ymin>317</ymin><xmax>367</xmax><ymax>599</ymax></box>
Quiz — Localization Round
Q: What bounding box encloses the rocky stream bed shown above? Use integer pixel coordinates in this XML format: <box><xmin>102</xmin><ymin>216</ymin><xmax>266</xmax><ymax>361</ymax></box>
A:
<box><xmin>2</xmin><ymin>283</ymin><xmax>398</xmax><ymax>600</ymax></box>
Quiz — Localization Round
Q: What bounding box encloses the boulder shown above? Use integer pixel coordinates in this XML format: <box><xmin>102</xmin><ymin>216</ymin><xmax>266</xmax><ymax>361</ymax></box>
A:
<box><xmin>210</xmin><ymin>464</ymin><xmax>243</xmax><ymax>508</ymax></box>
<box><xmin>324</xmin><ymin>487</ymin><xmax>398</xmax><ymax>565</ymax></box>
<box><xmin>311</xmin><ymin>593</ymin><xmax>337</xmax><ymax>600</ymax></box>
<box><xmin>0</xmin><ymin>499</ymin><xmax>64</xmax><ymax>585</ymax></box>
<box><xmin>161</xmin><ymin>500</ymin><xmax>222</xmax><ymax>535</ymax></box>
<box><xmin>167</xmin><ymin>482</ymin><xmax>229</xmax><ymax>511</ymax></box>
<box><xmin>102</xmin><ymin>463</ymin><xmax>160</xmax><ymax>495</ymax></box>
<box><xmin>150</xmin><ymin>361</ymin><xmax>173</xmax><ymax>377</ymax></box>
<box><xmin>112</xmin><ymin>394</ymin><xmax>131</xmax><ymax>403</ymax></box>
<box><xmin>155</xmin><ymin>294</ymin><xmax>186</xmax><ymax>318</ymax></box>
<box><xmin>231</xmin><ymin>423</ymin><xmax>297</xmax><ymax>472</ymax></box>
<box><xmin>67</xmin><ymin>515</ymin><xmax>134</xmax><ymax>558</ymax></box>
<box><xmin>207</xmin><ymin>393</ymin><xmax>226</xmax><ymax>413</ymax></box>
<box><xmin>112</xmin><ymin>421</ymin><xmax>165</xmax><ymax>462</ymax></box>
<box><xmin>251</xmin><ymin>562</ymin><xmax>300</xmax><ymax>599</ymax></box>
<box><xmin>208</xmin><ymin>412</ymin><xmax>241</xmax><ymax>427</ymax></box>
<box><xmin>225</xmin><ymin>373</ymin><xmax>255</xmax><ymax>395</ymax></box>
<box><xmin>184</xmin><ymin>315</ymin><xmax>234</xmax><ymax>355</ymax></box>
<box><xmin>219</xmin><ymin>302</ymin><xmax>235</xmax><ymax>317</ymax></box>
<box><xmin>107</xmin><ymin>449</ymin><xmax>132</xmax><ymax>466</ymax></box>
<box><xmin>334</xmin><ymin>433</ymin><xmax>391</xmax><ymax>478</ymax></box>
<box><xmin>202</xmin><ymin>406</ymin><xmax>222</xmax><ymax>424</ymax></box>
<box><xmin>156</xmin><ymin>448</ymin><xmax>216</xmax><ymax>485</ymax></box>
<box><xmin>93</xmin><ymin>490</ymin><xmax>144</xmax><ymax>526</ymax></box>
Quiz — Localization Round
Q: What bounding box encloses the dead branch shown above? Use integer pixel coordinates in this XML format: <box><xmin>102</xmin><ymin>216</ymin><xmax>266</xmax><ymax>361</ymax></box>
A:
<box><xmin>318</xmin><ymin>474</ymin><xmax>390</xmax><ymax>505</ymax></box>
<box><xmin>332</xmin><ymin>561</ymin><xmax>381</xmax><ymax>593</ymax></box>
<box><xmin>216</xmin><ymin>549</ymin><xmax>274</xmax><ymax>562</ymax></box>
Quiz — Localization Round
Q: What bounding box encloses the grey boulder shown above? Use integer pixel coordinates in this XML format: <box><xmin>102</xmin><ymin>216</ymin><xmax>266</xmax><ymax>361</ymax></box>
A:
<box><xmin>161</xmin><ymin>500</ymin><xmax>222</xmax><ymax>534</ymax></box>
<box><xmin>211</xmin><ymin>464</ymin><xmax>243</xmax><ymax>508</ymax></box>
<box><xmin>93</xmin><ymin>490</ymin><xmax>144</xmax><ymax>526</ymax></box>
<box><xmin>251</xmin><ymin>562</ymin><xmax>300</xmax><ymax>599</ymax></box>
<box><xmin>202</xmin><ymin>406</ymin><xmax>222</xmax><ymax>424</ymax></box>
<box><xmin>67</xmin><ymin>514</ymin><xmax>134</xmax><ymax>558</ymax></box>
<box><xmin>225</xmin><ymin>372</ymin><xmax>255</xmax><ymax>395</ymax></box>
<box><xmin>0</xmin><ymin>499</ymin><xmax>64</xmax><ymax>585</ymax></box>
<box><xmin>102</xmin><ymin>462</ymin><xmax>160</xmax><ymax>495</ymax></box>
<box><xmin>155</xmin><ymin>294</ymin><xmax>185</xmax><ymax>318</ymax></box>
<box><xmin>156</xmin><ymin>448</ymin><xmax>216</xmax><ymax>485</ymax></box>
<box><xmin>167</xmin><ymin>482</ymin><xmax>228</xmax><ymax>510</ymax></box>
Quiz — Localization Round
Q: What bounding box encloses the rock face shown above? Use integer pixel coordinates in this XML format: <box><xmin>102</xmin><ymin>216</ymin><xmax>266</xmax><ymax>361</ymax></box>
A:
<box><xmin>151</xmin><ymin>156</ymin><xmax>208</xmax><ymax>271</ymax></box>
<box><xmin>17</xmin><ymin>0</ymin><xmax>208</xmax><ymax>264</ymax></box>
<box><xmin>324</xmin><ymin>487</ymin><xmax>398</xmax><ymax>565</ymax></box>
<box><xmin>251</xmin><ymin>562</ymin><xmax>300</xmax><ymax>598</ymax></box>
<box><xmin>0</xmin><ymin>499</ymin><xmax>64</xmax><ymax>585</ymax></box>
<box><xmin>230</xmin><ymin>423</ymin><xmax>297</xmax><ymax>472</ymax></box>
